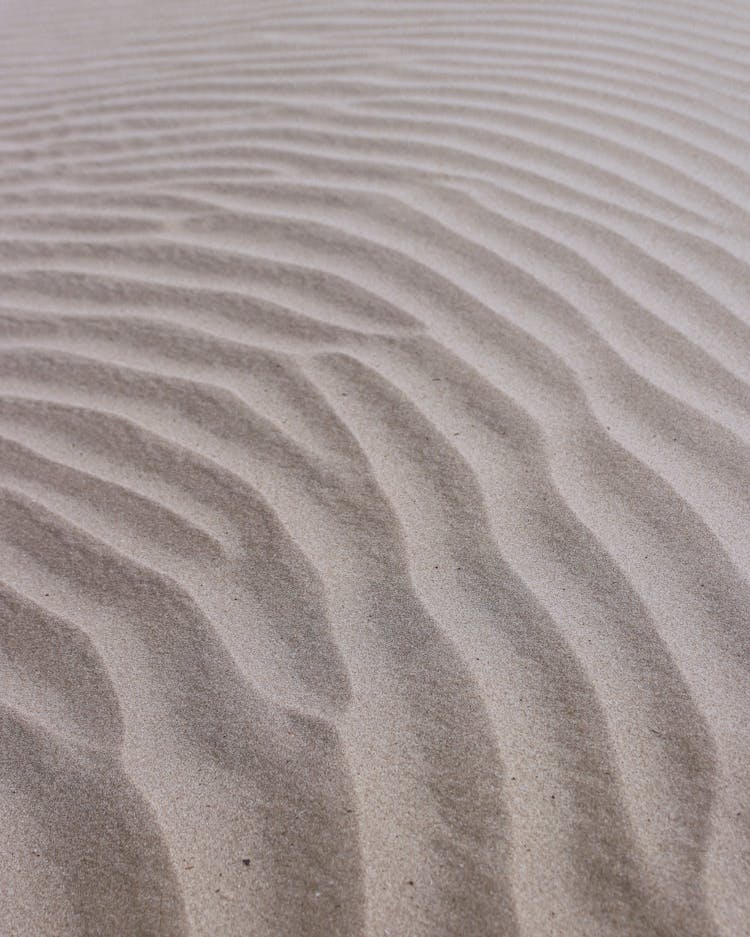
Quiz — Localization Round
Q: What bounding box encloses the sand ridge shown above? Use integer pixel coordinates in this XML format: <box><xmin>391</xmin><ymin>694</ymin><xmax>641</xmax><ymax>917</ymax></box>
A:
<box><xmin>0</xmin><ymin>1</ymin><xmax>749</xmax><ymax>935</ymax></box>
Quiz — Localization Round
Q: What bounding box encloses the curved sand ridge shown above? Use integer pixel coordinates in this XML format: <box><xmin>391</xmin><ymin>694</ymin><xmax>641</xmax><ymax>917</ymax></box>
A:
<box><xmin>1</xmin><ymin>1</ymin><xmax>749</xmax><ymax>934</ymax></box>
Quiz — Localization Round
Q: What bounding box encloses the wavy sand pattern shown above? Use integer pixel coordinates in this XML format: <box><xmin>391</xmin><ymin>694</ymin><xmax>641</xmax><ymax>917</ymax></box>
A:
<box><xmin>1</xmin><ymin>0</ymin><xmax>750</xmax><ymax>934</ymax></box>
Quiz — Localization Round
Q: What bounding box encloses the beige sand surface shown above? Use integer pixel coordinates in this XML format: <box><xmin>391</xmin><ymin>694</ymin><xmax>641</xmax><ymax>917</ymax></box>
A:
<box><xmin>1</xmin><ymin>1</ymin><xmax>750</xmax><ymax>934</ymax></box>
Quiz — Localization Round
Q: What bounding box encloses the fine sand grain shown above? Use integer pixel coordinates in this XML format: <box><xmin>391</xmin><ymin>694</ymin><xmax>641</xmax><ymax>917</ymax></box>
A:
<box><xmin>1</xmin><ymin>1</ymin><xmax>749</xmax><ymax>935</ymax></box>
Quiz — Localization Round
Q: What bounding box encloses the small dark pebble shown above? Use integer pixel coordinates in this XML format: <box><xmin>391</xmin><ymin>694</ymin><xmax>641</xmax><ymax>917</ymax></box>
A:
<box><xmin>242</xmin><ymin>858</ymin><xmax>251</xmax><ymax>866</ymax></box>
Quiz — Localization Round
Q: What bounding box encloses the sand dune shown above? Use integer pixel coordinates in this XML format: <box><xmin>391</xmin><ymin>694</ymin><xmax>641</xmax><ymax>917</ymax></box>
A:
<box><xmin>1</xmin><ymin>1</ymin><xmax>749</xmax><ymax>934</ymax></box>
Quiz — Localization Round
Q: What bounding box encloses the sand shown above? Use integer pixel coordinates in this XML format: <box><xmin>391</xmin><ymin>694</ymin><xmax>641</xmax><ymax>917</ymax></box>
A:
<box><xmin>1</xmin><ymin>0</ymin><xmax>749</xmax><ymax>934</ymax></box>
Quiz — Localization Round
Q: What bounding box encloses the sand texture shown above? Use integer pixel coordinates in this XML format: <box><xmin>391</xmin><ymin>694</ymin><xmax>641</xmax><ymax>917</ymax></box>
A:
<box><xmin>1</xmin><ymin>1</ymin><xmax>750</xmax><ymax>935</ymax></box>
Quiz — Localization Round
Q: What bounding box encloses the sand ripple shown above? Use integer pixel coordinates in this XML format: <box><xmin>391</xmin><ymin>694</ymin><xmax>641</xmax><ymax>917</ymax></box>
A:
<box><xmin>1</xmin><ymin>1</ymin><xmax>749</xmax><ymax>935</ymax></box>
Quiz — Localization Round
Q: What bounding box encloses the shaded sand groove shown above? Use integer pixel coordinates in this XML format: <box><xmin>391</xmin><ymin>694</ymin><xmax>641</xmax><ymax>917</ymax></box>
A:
<box><xmin>1</xmin><ymin>1</ymin><xmax>749</xmax><ymax>935</ymax></box>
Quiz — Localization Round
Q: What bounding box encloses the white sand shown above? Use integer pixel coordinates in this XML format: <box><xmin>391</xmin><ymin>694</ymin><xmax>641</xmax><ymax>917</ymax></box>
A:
<box><xmin>1</xmin><ymin>1</ymin><xmax>749</xmax><ymax>934</ymax></box>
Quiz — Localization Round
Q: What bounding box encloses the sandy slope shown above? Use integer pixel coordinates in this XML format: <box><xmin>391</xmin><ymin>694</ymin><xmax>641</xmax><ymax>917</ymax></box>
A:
<box><xmin>1</xmin><ymin>0</ymin><xmax>749</xmax><ymax>934</ymax></box>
